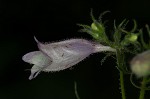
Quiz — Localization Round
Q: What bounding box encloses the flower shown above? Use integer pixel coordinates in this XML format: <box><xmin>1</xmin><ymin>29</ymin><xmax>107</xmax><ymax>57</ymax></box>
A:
<box><xmin>22</xmin><ymin>37</ymin><xmax>116</xmax><ymax>80</ymax></box>
<box><xmin>130</xmin><ymin>50</ymin><xmax>150</xmax><ymax>78</ymax></box>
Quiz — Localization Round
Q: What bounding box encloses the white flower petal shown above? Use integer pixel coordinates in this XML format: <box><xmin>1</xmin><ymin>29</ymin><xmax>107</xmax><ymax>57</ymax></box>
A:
<box><xmin>22</xmin><ymin>51</ymin><xmax>53</xmax><ymax>80</ymax></box>
<box><xmin>44</xmin><ymin>53</ymin><xmax>89</xmax><ymax>71</ymax></box>
<box><xmin>22</xmin><ymin>51</ymin><xmax>52</xmax><ymax>66</ymax></box>
<box><xmin>29</xmin><ymin>65</ymin><xmax>43</xmax><ymax>80</ymax></box>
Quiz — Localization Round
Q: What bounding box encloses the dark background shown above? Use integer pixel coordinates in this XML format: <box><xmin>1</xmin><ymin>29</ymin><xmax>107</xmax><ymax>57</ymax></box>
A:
<box><xmin>0</xmin><ymin>0</ymin><xmax>150</xmax><ymax>99</ymax></box>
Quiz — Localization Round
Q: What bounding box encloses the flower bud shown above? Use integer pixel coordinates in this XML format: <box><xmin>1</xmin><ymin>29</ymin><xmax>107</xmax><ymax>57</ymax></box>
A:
<box><xmin>91</xmin><ymin>22</ymin><xmax>105</xmax><ymax>33</ymax></box>
<box><xmin>91</xmin><ymin>23</ymin><xmax>99</xmax><ymax>31</ymax></box>
<box><xmin>121</xmin><ymin>33</ymin><xmax>138</xmax><ymax>46</ymax></box>
<box><xmin>128</xmin><ymin>33</ymin><xmax>138</xmax><ymax>42</ymax></box>
<box><xmin>130</xmin><ymin>50</ymin><xmax>150</xmax><ymax>77</ymax></box>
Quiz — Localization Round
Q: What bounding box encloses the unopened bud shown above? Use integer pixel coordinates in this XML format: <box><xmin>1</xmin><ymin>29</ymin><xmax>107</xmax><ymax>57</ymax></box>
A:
<box><xmin>91</xmin><ymin>22</ymin><xmax>105</xmax><ymax>33</ymax></box>
<box><xmin>128</xmin><ymin>33</ymin><xmax>138</xmax><ymax>42</ymax></box>
<box><xmin>91</xmin><ymin>23</ymin><xmax>99</xmax><ymax>31</ymax></box>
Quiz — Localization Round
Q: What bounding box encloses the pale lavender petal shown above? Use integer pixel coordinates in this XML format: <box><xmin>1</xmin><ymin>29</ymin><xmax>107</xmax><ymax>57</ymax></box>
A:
<box><xmin>34</xmin><ymin>38</ymin><xmax>116</xmax><ymax>72</ymax></box>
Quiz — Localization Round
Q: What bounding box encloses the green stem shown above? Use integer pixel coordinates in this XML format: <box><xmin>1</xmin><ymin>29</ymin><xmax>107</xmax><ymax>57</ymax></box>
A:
<box><xmin>116</xmin><ymin>49</ymin><xmax>126</xmax><ymax>99</ymax></box>
<box><xmin>120</xmin><ymin>71</ymin><xmax>126</xmax><ymax>99</ymax></box>
<box><xmin>139</xmin><ymin>77</ymin><xmax>147</xmax><ymax>99</ymax></box>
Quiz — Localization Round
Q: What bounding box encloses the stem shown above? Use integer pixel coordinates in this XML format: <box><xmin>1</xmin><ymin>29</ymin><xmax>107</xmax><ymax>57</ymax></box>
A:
<box><xmin>120</xmin><ymin>71</ymin><xmax>126</xmax><ymax>99</ymax></box>
<box><xmin>74</xmin><ymin>82</ymin><xmax>80</xmax><ymax>99</ymax></box>
<box><xmin>116</xmin><ymin>49</ymin><xmax>126</xmax><ymax>99</ymax></box>
<box><xmin>139</xmin><ymin>77</ymin><xmax>147</xmax><ymax>99</ymax></box>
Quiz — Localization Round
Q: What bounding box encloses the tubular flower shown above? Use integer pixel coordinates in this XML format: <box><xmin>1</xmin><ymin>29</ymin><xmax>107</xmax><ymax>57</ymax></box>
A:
<box><xmin>130</xmin><ymin>50</ymin><xmax>150</xmax><ymax>78</ymax></box>
<box><xmin>22</xmin><ymin>37</ymin><xmax>116</xmax><ymax>80</ymax></box>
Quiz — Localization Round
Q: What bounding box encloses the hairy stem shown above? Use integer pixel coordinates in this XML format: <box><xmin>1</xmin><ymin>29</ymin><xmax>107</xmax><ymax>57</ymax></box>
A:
<box><xmin>139</xmin><ymin>77</ymin><xmax>147</xmax><ymax>99</ymax></box>
<box><xmin>116</xmin><ymin>49</ymin><xmax>126</xmax><ymax>99</ymax></box>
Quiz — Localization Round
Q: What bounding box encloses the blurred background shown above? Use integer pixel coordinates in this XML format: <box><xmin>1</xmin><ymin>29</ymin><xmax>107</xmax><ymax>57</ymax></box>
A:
<box><xmin>0</xmin><ymin>0</ymin><xmax>150</xmax><ymax>99</ymax></box>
